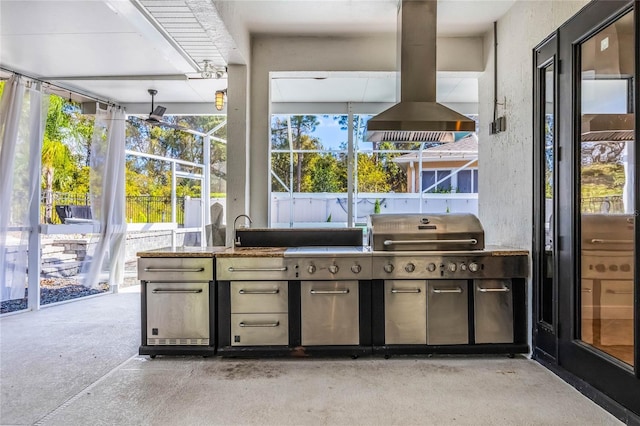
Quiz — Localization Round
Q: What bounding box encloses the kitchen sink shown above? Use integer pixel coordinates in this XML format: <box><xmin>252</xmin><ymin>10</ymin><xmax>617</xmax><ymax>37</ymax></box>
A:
<box><xmin>234</xmin><ymin>228</ymin><xmax>363</xmax><ymax>247</ymax></box>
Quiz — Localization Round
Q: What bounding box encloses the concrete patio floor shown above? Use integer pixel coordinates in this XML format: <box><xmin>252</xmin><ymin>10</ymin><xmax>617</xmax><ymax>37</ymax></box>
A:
<box><xmin>0</xmin><ymin>286</ymin><xmax>622</xmax><ymax>426</ymax></box>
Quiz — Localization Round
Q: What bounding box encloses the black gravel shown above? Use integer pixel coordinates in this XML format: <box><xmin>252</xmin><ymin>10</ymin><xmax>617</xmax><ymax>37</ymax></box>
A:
<box><xmin>1</xmin><ymin>284</ymin><xmax>107</xmax><ymax>314</ymax></box>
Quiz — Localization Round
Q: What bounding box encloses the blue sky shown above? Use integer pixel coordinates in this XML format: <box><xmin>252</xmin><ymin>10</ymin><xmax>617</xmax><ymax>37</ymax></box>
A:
<box><xmin>273</xmin><ymin>114</ymin><xmax>372</xmax><ymax>150</ymax></box>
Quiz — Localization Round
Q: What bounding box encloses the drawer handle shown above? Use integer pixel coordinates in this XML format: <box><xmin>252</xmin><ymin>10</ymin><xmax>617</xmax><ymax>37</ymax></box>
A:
<box><xmin>477</xmin><ymin>286</ymin><xmax>510</xmax><ymax>293</ymax></box>
<box><xmin>384</xmin><ymin>238</ymin><xmax>477</xmax><ymax>246</ymax></box>
<box><xmin>239</xmin><ymin>289</ymin><xmax>280</xmax><ymax>295</ymax></box>
<box><xmin>590</xmin><ymin>239</ymin><xmax>633</xmax><ymax>244</ymax></box>
<box><xmin>605</xmin><ymin>289</ymin><xmax>633</xmax><ymax>295</ymax></box>
<box><xmin>239</xmin><ymin>321</ymin><xmax>280</xmax><ymax>328</ymax></box>
<box><xmin>145</xmin><ymin>267</ymin><xmax>205</xmax><ymax>272</ymax></box>
<box><xmin>228</xmin><ymin>267</ymin><xmax>288</xmax><ymax>272</ymax></box>
<box><xmin>151</xmin><ymin>289</ymin><xmax>203</xmax><ymax>294</ymax></box>
<box><xmin>582</xmin><ymin>288</ymin><xmax>593</xmax><ymax>293</ymax></box>
<box><xmin>391</xmin><ymin>288</ymin><xmax>422</xmax><ymax>294</ymax></box>
<box><xmin>310</xmin><ymin>289</ymin><xmax>350</xmax><ymax>295</ymax></box>
<box><xmin>432</xmin><ymin>287</ymin><xmax>463</xmax><ymax>294</ymax></box>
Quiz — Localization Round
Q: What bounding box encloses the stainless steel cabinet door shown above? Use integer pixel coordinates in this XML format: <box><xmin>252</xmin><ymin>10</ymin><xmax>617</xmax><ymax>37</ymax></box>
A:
<box><xmin>427</xmin><ymin>280</ymin><xmax>468</xmax><ymax>345</ymax></box>
<box><xmin>146</xmin><ymin>282</ymin><xmax>210</xmax><ymax>345</ymax></box>
<box><xmin>384</xmin><ymin>280</ymin><xmax>427</xmax><ymax>344</ymax></box>
<box><xmin>301</xmin><ymin>281</ymin><xmax>359</xmax><ymax>346</ymax></box>
<box><xmin>474</xmin><ymin>279</ymin><xmax>513</xmax><ymax>344</ymax></box>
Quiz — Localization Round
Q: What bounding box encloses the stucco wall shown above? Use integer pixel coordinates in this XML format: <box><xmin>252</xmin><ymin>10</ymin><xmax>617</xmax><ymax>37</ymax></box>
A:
<box><xmin>478</xmin><ymin>0</ymin><xmax>590</xmax><ymax>247</ymax></box>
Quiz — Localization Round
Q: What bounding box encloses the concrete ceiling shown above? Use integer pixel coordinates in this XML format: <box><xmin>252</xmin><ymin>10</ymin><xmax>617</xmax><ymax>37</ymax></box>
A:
<box><xmin>0</xmin><ymin>0</ymin><xmax>516</xmax><ymax>113</ymax></box>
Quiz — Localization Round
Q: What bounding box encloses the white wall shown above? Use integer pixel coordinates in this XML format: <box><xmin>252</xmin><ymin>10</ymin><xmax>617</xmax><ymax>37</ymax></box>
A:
<box><xmin>478</xmin><ymin>0</ymin><xmax>589</xmax><ymax>248</ymax></box>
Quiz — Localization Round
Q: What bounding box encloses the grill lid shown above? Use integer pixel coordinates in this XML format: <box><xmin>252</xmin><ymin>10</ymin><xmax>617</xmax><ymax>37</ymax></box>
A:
<box><xmin>581</xmin><ymin>214</ymin><xmax>634</xmax><ymax>252</ymax></box>
<box><xmin>368</xmin><ymin>213</ymin><xmax>484</xmax><ymax>251</ymax></box>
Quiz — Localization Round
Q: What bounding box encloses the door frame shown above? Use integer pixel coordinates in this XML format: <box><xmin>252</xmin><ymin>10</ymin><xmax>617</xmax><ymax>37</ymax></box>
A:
<box><xmin>533</xmin><ymin>0</ymin><xmax>640</xmax><ymax>420</ymax></box>
<box><xmin>533</xmin><ymin>33</ymin><xmax>559</xmax><ymax>362</ymax></box>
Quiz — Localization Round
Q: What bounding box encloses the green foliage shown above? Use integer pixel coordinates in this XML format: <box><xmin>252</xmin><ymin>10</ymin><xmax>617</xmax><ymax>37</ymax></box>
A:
<box><xmin>580</xmin><ymin>163</ymin><xmax>625</xmax><ymax>198</ymax></box>
<box><xmin>357</xmin><ymin>153</ymin><xmax>390</xmax><ymax>192</ymax></box>
<box><xmin>374</xmin><ymin>199</ymin><xmax>381</xmax><ymax>214</ymax></box>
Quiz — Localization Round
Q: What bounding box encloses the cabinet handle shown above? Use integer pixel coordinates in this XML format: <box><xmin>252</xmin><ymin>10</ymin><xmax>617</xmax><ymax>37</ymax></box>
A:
<box><xmin>582</xmin><ymin>288</ymin><xmax>592</xmax><ymax>293</ymax></box>
<box><xmin>228</xmin><ymin>267</ymin><xmax>288</xmax><ymax>272</ymax></box>
<box><xmin>477</xmin><ymin>286</ymin><xmax>510</xmax><ymax>293</ymax></box>
<box><xmin>151</xmin><ymin>289</ymin><xmax>203</xmax><ymax>294</ymax></box>
<box><xmin>384</xmin><ymin>238</ymin><xmax>477</xmax><ymax>246</ymax></box>
<box><xmin>432</xmin><ymin>287</ymin><xmax>463</xmax><ymax>294</ymax></box>
<box><xmin>145</xmin><ymin>267</ymin><xmax>205</xmax><ymax>272</ymax></box>
<box><xmin>310</xmin><ymin>289</ymin><xmax>350</xmax><ymax>295</ymax></box>
<box><xmin>239</xmin><ymin>321</ymin><xmax>280</xmax><ymax>327</ymax></box>
<box><xmin>605</xmin><ymin>289</ymin><xmax>633</xmax><ymax>295</ymax></box>
<box><xmin>391</xmin><ymin>288</ymin><xmax>422</xmax><ymax>294</ymax></box>
<box><xmin>239</xmin><ymin>289</ymin><xmax>280</xmax><ymax>295</ymax></box>
<box><xmin>590</xmin><ymin>239</ymin><xmax>633</xmax><ymax>244</ymax></box>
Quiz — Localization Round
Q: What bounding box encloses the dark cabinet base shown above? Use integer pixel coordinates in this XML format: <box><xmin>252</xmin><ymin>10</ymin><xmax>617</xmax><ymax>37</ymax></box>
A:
<box><xmin>217</xmin><ymin>345</ymin><xmax>372</xmax><ymax>358</ymax></box>
<box><xmin>139</xmin><ymin>345</ymin><xmax>217</xmax><ymax>358</ymax></box>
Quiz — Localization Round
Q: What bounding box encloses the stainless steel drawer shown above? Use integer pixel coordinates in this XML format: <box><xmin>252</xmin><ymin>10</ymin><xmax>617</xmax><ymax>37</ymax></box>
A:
<box><xmin>384</xmin><ymin>280</ymin><xmax>427</xmax><ymax>345</ymax></box>
<box><xmin>217</xmin><ymin>257</ymin><xmax>289</xmax><ymax>281</ymax></box>
<box><xmin>427</xmin><ymin>280</ymin><xmax>468</xmax><ymax>345</ymax></box>
<box><xmin>301</xmin><ymin>280</ymin><xmax>359</xmax><ymax>346</ymax></box>
<box><xmin>139</xmin><ymin>257</ymin><xmax>213</xmax><ymax>282</ymax></box>
<box><xmin>146</xmin><ymin>282</ymin><xmax>210</xmax><ymax>345</ymax></box>
<box><xmin>474</xmin><ymin>279</ymin><xmax>513</xmax><ymax>344</ymax></box>
<box><xmin>231</xmin><ymin>313</ymin><xmax>289</xmax><ymax>346</ymax></box>
<box><xmin>231</xmin><ymin>281</ymin><xmax>288</xmax><ymax>314</ymax></box>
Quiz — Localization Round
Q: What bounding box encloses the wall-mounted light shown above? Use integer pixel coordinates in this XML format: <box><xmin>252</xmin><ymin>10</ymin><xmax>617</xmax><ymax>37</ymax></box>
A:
<box><xmin>215</xmin><ymin>89</ymin><xmax>227</xmax><ymax>111</ymax></box>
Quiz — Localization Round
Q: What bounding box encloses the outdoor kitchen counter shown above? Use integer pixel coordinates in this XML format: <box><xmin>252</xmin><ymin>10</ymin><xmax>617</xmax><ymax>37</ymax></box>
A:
<box><xmin>136</xmin><ymin>246</ymin><xmax>228</xmax><ymax>257</ymax></box>
<box><xmin>215</xmin><ymin>247</ymin><xmax>287</xmax><ymax>257</ymax></box>
<box><xmin>484</xmin><ymin>246</ymin><xmax>529</xmax><ymax>256</ymax></box>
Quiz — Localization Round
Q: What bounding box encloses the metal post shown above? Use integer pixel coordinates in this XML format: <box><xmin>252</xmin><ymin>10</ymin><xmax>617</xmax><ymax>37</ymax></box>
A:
<box><xmin>203</xmin><ymin>134</ymin><xmax>211</xmax><ymax>246</ymax></box>
<box><xmin>171</xmin><ymin>161</ymin><xmax>177</xmax><ymax>248</ymax></box>
<box><xmin>347</xmin><ymin>103</ymin><xmax>354</xmax><ymax>227</ymax></box>
<box><xmin>287</xmin><ymin>116</ymin><xmax>294</xmax><ymax>227</ymax></box>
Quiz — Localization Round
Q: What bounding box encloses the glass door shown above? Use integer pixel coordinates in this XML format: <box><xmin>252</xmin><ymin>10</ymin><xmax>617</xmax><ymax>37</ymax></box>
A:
<box><xmin>578</xmin><ymin>9</ymin><xmax>635</xmax><ymax>367</ymax></box>
<box><xmin>553</xmin><ymin>0</ymin><xmax>639</xmax><ymax>416</ymax></box>
<box><xmin>533</xmin><ymin>35</ymin><xmax>558</xmax><ymax>360</ymax></box>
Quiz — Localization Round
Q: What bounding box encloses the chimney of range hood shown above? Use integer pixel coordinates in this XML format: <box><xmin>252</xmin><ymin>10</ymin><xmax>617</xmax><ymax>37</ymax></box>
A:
<box><xmin>366</xmin><ymin>0</ymin><xmax>476</xmax><ymax>142</ymax></box>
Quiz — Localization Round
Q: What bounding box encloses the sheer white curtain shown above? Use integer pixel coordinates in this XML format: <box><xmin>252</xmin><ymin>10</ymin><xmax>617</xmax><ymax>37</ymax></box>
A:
<box><xmin>0</xmin><ymin>75</ymin><xmax>48</xmax><ymax>302</ymax></box>
<box><xmin>82</xmin><ymin>105</ymin><xmax>126</xmax><ymax>291</ymax></box>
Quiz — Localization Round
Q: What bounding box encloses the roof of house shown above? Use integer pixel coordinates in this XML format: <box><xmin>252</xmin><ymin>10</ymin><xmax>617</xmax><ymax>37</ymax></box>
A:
<box><xmin>392</xmin><ymin>134</ymin><xmax>478</xmax><ymax>164</ymax></box>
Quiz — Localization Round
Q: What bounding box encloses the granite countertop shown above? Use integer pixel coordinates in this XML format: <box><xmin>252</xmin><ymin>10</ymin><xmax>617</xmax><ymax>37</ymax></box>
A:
<box><xmin>215</xmin><ymin>247</ymin><xmax>287</xmax><ymax>257</ymax></box>
<box><xmin>138</xmin><ymin>245</ymin><xmax>528</xmax><ymax>258</ymax></box>
<box><xmin>484</xmin><ymin>246</ymin><xmax>529</xmax><ymax>256</ymax></box>
<box><xmin>136</xmin><ymin>246</ymin><xmax>229</xmax><ymax>258</ymax></box>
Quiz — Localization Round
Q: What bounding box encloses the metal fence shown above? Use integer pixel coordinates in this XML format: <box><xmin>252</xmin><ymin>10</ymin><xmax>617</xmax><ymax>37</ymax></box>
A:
<box><xmin>41</xmin><ymin>193</ymin><xmax>185</xmax><ymax>225</ymax></box>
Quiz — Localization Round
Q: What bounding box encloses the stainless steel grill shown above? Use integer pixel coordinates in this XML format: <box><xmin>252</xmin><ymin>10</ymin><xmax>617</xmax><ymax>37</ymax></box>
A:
<box><xmin>368</xmin><ymin>213</ymin><xmax>484</xmax><ymax>252</ymax></box>
<box><xmin>368</xmin><ymin>213</ymin><xmax>526</xmax><ymax>347</ymax></box>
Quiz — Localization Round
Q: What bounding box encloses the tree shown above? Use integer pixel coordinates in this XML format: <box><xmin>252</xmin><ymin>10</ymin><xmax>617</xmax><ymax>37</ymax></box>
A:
<box><xmin>271</xmin><ymin>115</ymin><xmax>324</xmax><ymax>192</ymax></box>
<box><xmin>302</xmin><ymin>154</ymin><xmax>345</xmax><ymax>192</ymax></box>
<box><xmin>357</xmin><ymin>153</ymin><xmax>390</xmax><ymax>192</ymax></box>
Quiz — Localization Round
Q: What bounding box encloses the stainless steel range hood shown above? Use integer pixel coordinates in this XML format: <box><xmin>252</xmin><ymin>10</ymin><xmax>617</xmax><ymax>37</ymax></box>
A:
<box><xmin>366</xmin><ymin>0</ymin><xmax>476</xmax><ymax>142</ymax></box>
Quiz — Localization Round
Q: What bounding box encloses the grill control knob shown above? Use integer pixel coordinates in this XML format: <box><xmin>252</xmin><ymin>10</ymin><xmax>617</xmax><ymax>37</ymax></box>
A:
<box><xmin>351</xmin><ymin>264</ymin><xmax>362</xmax><ymax>274</ymax></box>
<box><xmin>447</xmin><ymin>262</ymin><xmax>457</xmax><ymax>272</ymax></box>
<box><xmin>427</xmin><ymin>263</ymin><xmax>437</xmax><ymax>272</ymax></box>
<box><xmin>328</xmin><ymin>264</ymin><xmax>339</xmax><ymax>274</ymax></box>
<box><xmin>405</xmin><ymin>263</ymin><xmax>416</xmax><ymax>273</ymax></box>
<box><xmin>307</xmin><ymin>264</ymin><xmax>316</xmax><ymax>274</ymax></box>
<box><xmin>620</xmin><ymin>264</ymin><xmax>631</xmax><ymax>272</ymax></box>
<box><xmin>595</xmin><ymin>264</ymin><xmax>606</xmax><ymax>273</ymax></box>
<box><xmin>468</xmin><ymin>262</ymin><xmax>479</xmax><ymax>273</ymax></box>
<box><xmin>460</xmin><ymin>263</ymin><xmax>468</xmax><ymax>271</ymax></box>
<box><xmin>384</xmin><ymin>263</ymin><xmax>394</xmax><ymax>273</ymax></box>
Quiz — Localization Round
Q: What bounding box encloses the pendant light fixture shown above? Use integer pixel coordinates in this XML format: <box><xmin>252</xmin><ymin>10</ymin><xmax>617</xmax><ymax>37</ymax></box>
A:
<box><xmin>215</xmin><ymin>89</ymin><xmax>227</xmax><ymax>111</ymax></box>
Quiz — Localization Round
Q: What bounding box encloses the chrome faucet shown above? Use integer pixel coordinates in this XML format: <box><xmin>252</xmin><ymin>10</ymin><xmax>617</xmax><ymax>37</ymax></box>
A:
<box><xmin>233</xmin><ymin>214</ymin><xmax>253</xmax><ymax>247</ymax></box>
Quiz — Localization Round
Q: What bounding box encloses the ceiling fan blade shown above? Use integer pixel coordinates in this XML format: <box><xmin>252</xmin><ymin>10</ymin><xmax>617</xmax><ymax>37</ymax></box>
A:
<box><xmin>150</xmin><ymin>105</ymin><xmax>167</xmax><ymax>120</ymax></box>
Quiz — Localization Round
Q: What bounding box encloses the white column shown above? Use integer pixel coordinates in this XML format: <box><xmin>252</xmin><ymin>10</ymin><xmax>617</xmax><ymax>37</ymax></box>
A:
<box><xmin>227</xmin><ymin>64</ymin><xmax>251</xmax><ymax>245</ymax></box>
